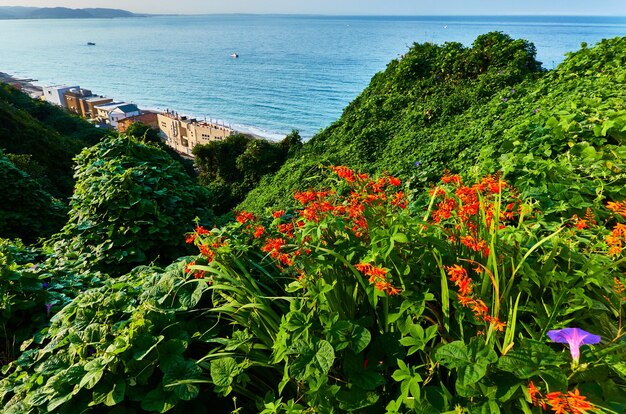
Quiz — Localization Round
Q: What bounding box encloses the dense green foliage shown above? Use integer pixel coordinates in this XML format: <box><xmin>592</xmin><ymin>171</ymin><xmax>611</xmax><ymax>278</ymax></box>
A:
<box><xmin>125</xmin><ymin>121</ymin><xmax>198</xmax><ymax>178</ymax></box>
<box><xmin>47</xmin><ymin>136</ymin><xmax>214</xmax><ymax>275</ymax></box>
<box><xmin>1</xmin><ymin>35</ymin><xmax>626</xmax><ymax>414</ymax></box>
<box><xmin>193</xmin><ymin>131</ymin><xmax>302</xmax><ymax>215</ymax></box>
<box><xmin>240</xmin><ymin>34</ymin><xmax>625</xmax><ymax>214</ymax></box>
<box><xmin>0</xmin><ymin>84</ymin><xmax>108</xmax><ymax>199</ymax></box>
<box><xmin>0</xmin><ymin>152</ymin><xmax>66</xmax><ymax>242</ymax></box>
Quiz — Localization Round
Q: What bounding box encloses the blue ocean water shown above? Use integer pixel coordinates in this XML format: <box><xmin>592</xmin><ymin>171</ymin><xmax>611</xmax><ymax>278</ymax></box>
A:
<box><xmin>1</xmin><ymin>15</ymin><xmax>625</xmax><ymax>138</ymax></box>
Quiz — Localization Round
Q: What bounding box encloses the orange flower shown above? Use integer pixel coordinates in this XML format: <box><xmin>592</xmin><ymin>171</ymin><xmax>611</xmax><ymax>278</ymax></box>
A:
<box><xmin>261</xmin><ymin>238</ymin><xmax>285</xmax><ymax>256</ymax></box>
<box><xmin>528</xmin><ymin>381</ymin><xmax>546</xmax><ymax>410</ymax></box>
<box><xmin>575</xmin><ymin>219</ymin><xmax>588</xmax><ymax>230</ymax></box>
<box><xmin>388</xmin><ymin>176</ymin><xmax>401</xmax><ymax>186</ymax></box>
<box><xmin>272</xmin><ymin>210</ymin><xmax>285</xmax><ymax>218</ymax></box>
<box><xmin>391</xmin><ymin>191</ymin><xmax>407</xmax><ymax>209</ymax></box>
<box><xmin>484</xmin><ymin>315</ymin><xmax>506</xmax><ymax>332</ymax></box>
<box><xmin>545</xmin><ymin>389</ymin><xmax>595</xmax><ymax>414</ymax></box>
<box><xmin>236</xmin><ymin>211</ymin><xmax>255</xmax><ymax>224</ymax></box>
<box><xmin>253</xmin><ymin>225</ymin><xmax>265</xmax><ymax>239</ymax></box>
<box><xmin>607</xmin><ymin>200</ymin><xmax>626</xmax><ymax>218</ymax></box>
<box><xmin>185</xmin><ymin>260</ymin><xmax>196</xmax><ymax>274</ymax></box>
<box><xmin>195</xmin><ymin>225</ymin><xmax>210</xmax><ymax>235</ymax></box>
<box><xmin>278</xmin><ymin>223</ymin><xmax>294</xmax><ymax>237</ymax></box>
<box><xmin>442</xmin><ymin>173</ymin><xmax>461</xmax><ymax>186</ymax></box>
<box><xmin>445</xmin><ymin>265</ymin><xmax>467</xmax><ymax>283</ymax></box>
<box><xmin>471</xmin><ymin>299</ymin><xmax>489</xmax><ymax>317</ymax></box>
<box><xmin>355</xmin><ymin>262</ymin><xmax>399</xmax><ymax>295</ymax></box>
<box><xmin>614</xmin><ymin>277</ymin><xmax>626</xmax><ymax>296</ymax></box>
<box><xmin>332</xmin><ymin>166</ymin><xmax>356</xmax><ymax>182</ymax></box>
<box><xmin>185</xmin><ymin>233</ymin><xmax>197</xmax><ymax>244</ymax></box>
<box><xmin>199</xmin><ymin>244</ymin><xmax>215</xmax><ymax>262</ymax></box>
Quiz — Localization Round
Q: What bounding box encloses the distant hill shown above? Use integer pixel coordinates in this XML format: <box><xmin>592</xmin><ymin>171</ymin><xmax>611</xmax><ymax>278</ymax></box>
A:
<box><xmin>0</xmin><ymin>6</ymin><xmax>142</xmax><ymax>19</ymax></box>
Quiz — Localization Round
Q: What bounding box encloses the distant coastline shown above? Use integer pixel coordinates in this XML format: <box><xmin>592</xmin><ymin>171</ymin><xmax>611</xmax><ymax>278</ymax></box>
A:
<box><xmin>0</xmin><ymin>71</ymin><xmax>271</xmax><ymax>143</ymax></box>
<box><xmin>0</xmin><ymin>7</ymin><xmax>145</xmax><ymax>20</ymax></box>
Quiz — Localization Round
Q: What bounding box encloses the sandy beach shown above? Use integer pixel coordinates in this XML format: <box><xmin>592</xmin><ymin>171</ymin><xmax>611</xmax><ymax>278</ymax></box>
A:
<box><xmin>0</xmin><ymin>72</ymin><xmax>43</xmax><ymax>98</ymax></box>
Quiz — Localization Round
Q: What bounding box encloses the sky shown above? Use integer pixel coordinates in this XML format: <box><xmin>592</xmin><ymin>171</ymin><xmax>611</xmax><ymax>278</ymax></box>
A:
<box><xmin>0</xmin><ymin>0</ymin><xmax>625</xmax><ymax>16</ymax></box>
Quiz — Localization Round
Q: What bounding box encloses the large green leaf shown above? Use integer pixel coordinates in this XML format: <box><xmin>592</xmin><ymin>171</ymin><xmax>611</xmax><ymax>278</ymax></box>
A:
<box><xmin>435</xmin><ymin>338</ymin><xmax>497</xmax><ymax>388</ymax></box>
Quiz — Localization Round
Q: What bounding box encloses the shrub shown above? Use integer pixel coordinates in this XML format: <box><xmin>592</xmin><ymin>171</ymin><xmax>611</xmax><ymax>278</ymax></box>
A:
<box><xmin>47</xmin><ymin>136</ymin><xmax>214</xmax><ymax>275</ymax></box>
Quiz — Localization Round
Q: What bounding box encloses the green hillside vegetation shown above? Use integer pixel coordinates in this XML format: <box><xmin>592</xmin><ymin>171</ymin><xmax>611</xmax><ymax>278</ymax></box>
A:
<box><xmin>240</xmin><ymin>34</ymin><xmax>626</xmax><ymax>214</ymax></box>
<box><xmin>47</xmin><ymin>136</ymin><xmax>214</xmax><ymax>275</ymax></box>
<box><xmin>0</xmin><ymin>84</ymin><xmax>108</xmax><ymax>198</ymax></box>
<box><xmin>193</xmin><ymin>130</ymin><xmax>302</xmax><ymax>215</ymax></box>
<box><xmin>1</xmin><ymin>34</ymin><xmax>626</xmax><ymax>413</ymax></box>
<box><xmin>0</xmin><ymin>152</ymin><xmax>66</xmax><ymax>243</ymax></box>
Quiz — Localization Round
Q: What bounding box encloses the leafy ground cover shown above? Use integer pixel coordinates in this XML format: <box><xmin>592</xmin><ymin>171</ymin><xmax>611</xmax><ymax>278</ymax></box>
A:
<box><xmin>2</xmin><ymin>162</ymin><xmax>625</xmax><ymax>413</ymax></box>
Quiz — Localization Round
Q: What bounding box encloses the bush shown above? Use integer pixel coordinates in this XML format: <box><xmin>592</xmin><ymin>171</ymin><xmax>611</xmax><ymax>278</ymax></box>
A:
<box><xmin>47</xmin><ymin>136</ymin><xmax>214</xmax><ymax>275</ymax></box>
<box><xmin>0</xmin><ymin>152</ymin><xmax>66</xmax><ymax>242</ymax></box>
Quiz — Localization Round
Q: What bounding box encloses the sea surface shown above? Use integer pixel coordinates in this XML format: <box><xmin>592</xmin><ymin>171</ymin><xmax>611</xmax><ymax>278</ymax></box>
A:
<box><xmin>1</xmin><ymin>15</ymin><xmax>625</xmax><ymax>138</ymax></box>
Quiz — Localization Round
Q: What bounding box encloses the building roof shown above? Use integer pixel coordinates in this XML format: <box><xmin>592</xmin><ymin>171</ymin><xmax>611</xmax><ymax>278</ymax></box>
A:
<box><xmin>83</xmin><ymin>96</ymin><xmax>112</xmax><ymax>103</ymax></box>
<box><xmin>94</xmin><ymin>102</ymin><xmax>124</xmax><ymax>111</ymax></box>
<box><xmin>111</xmin><ymin>104</ymin><xmax>140</xmax><ymax>114</ymax></box>
<box><xmin>44</xmin><ymin>85</ymin><xmax>79</xmax><ymax>90</ymax></box>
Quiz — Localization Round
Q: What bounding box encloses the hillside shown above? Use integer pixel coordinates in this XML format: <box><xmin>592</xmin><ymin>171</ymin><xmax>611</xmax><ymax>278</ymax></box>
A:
<box><xmin>0</xmin><ymin>84</ymin><xmax>108</xmax><ymax>198</ymax></box>
<box><xmin>0</xmin><ymin>6</ymin><xmax>140</xmax><ymax>19</ymax></box>
<box><xmin>0</xmin><ymin>83</ymin><xmax>110</xmax><ymax>240</ymax></box>
<box><xmin>240</xmin><ymin>34</ymin><xmax>626</xmax><ymax>213</ymax></box>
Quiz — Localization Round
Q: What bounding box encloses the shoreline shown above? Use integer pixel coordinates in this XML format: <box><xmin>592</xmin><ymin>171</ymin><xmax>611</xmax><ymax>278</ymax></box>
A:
<box><xmin>0</xmin><ymin>72</ymin><xmax>44</xmax><ymax>99</ymax></box>
<box><xmin>0</xmin><ymin>71</ymin><xmax>281</xmax><ymax>141</ymax></box>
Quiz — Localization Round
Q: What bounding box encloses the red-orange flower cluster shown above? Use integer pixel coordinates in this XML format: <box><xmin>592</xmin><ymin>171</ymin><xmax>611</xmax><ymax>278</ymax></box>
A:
<box><xmin>236</xmin><ymin>211</ymin><xmax>255</xmax><ymax>224</ymax></box>
<box><xmin>355</xmin><ymin>262</ymin><xmax>400</xmax><ymax>295</ymax></box>
<box><xmin>293</xmin><ymin>167</ymin><xmax>407</xmax><ymax>238</ymax></box>
<box><xmin>528</xmin><ymin>381</ymin><xmax>546</xmax><ymax>410</ymax></box>
<box><xmin>253</xmin><ymin>225</ymin><xmax>266</xmax><ymax>239</ymax></box>
<box><xmin>606</xmin><ymin>223</ymin><xmax>626</xmax><ymax>256</ymax></box>
<box><xmin>261</xmin><ymin>237</ymin><xmax>293</xmax><ymax>266</ymax></box>
<box><xmin>332</xmin><ymin>166</ymin><xmax>356</xmax><ymax>182</ymax></box>
<box><xmin>529</xmin><ymin>382</ymin><xmax>597</xmax><ymax>414</ymax></box>
<box><xmin>460</xmin><ymin>235</ymin><xmax>490</xmax><ymax>257</ymax></box>
<box><xmin>185</xmin><ymin>260</ymin><xmax>206</xmax><ymax>279</ymax></box>
<box><xmin>607</xmin><ymin>200</ymin><xmax>626</xmax><ymax>218</ymax></box>
<box><xmin>445</xmin><ymin>265</ymin><xmax>505</xmax><ymax>331</ymax></box>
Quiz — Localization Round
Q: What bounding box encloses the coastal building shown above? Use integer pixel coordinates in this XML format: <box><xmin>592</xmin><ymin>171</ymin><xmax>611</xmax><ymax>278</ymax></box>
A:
<box><xmin>117</xmin><ymin>111</ymin><xmax>159</xmax><ymax>133</ymax></box>
<box><xmin>42</xmin><ymin>85</ymin><xmax>79</xmax><ymax>107</ymax></box>
<box><xmin>108</xmin><ymin>104</ymin><xmax>140</xmax><ymax>128</ymax></box>
<box><xmin>157</xmin><ymin>112</ymin><xmax>234</xmax><ymax>156</ymax></box>
<box><xmin>63</xmin><ymin>88</ymin><xmax>93</xmax><ymax>116</ymax></box>
<box><xmin>94</xmin><ymin>102</ymin><xmax>124</xmax><ymax>121</ymax></box>
<box><xmin>82</xmin><ymin>96</ymin><xmax>114</xmax><ymax>119</ymax></box>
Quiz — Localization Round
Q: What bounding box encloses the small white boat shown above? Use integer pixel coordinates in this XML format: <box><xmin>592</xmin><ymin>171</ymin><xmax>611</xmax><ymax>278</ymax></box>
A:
<box><xmin>230</xmin><ymin>53</ymin><xmax>239</xmax><ymax>58</ymax></box>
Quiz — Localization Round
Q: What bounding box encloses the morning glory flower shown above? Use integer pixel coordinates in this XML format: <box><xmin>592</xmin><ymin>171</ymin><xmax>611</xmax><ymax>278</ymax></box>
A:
<box><xmin>547</xmin><ymin>327</ymin><xmax>601</xmax><ymax>363</ymax></box>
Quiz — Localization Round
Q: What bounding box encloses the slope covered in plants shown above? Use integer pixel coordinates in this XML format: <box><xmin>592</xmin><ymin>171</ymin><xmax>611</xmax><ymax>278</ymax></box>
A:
<box><xmin>240</xmin><ymin>35</ymin><xmax>626</xmax><ymax>213</ymax></box>
<box><xmin>0</xmin><ymin>84</ymin><xmax>108</xmax><ymax>199</ymax></box>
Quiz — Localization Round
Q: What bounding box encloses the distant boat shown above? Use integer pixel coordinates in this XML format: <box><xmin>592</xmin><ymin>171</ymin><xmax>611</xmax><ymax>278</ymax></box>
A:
<box><xmin>230</xmin><ymin>53</ymin><xmax>239</xmax><ymax>58</ymax></box>
<box><xmin>87</xmin><ymin>42</ymin><xmax>96</xmax><ymax>46</ymax></box>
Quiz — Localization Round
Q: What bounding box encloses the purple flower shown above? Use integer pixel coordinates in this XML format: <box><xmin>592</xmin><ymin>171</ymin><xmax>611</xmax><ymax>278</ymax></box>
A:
<box><xmin>533</xmin><ymin>108</ymin><xmax>539</xmax><ymax>114</ymax></box>
<box><xmin>45</xmin><ymin>303</ymin><xmax>53</xmax><ymax>316</ymax></box>
<box><xmin>547</xmin><ymin>327</ymin><xmax>601</xmax><ymax>362</ymax></box>
<box><xmin>415</xmin><ymin>161</ymin><xmax>420</xmax><ymax>167</ymax></box>
<box><xmin>42</xmin><ymin>282</ymin><xmax>49</xmax><ymax>289</ymax></box>
<box><xmin>502</xmin><ymin>97</ymin><xmax>508</xmax><ymax>102</ymax></box>
<box><xmin>510</xmin><ymin>89</ymin><xmax>515</xmax><ymax>94</ymax></box>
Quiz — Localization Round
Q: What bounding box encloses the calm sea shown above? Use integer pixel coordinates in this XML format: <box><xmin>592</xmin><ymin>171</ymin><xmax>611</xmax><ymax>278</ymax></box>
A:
<box><xmin>1</xmin><ymin>15</ymin><xmax>625</xmax><ymax>138</ymax></box>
